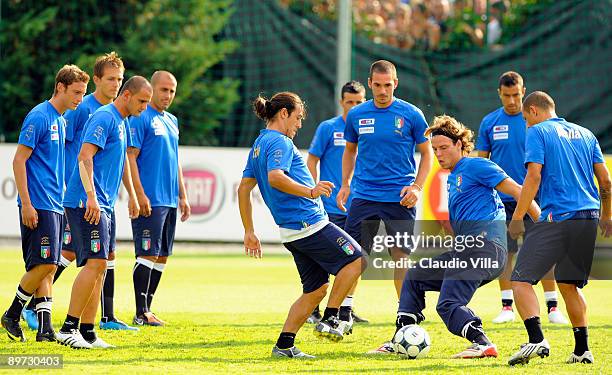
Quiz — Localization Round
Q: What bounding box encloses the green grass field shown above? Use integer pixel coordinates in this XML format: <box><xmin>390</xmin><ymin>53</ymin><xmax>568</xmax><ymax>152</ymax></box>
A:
<box><xmin>0</xmin><ymin>245</ymin><xmax>610</xmax><ymax>374</ymax></box>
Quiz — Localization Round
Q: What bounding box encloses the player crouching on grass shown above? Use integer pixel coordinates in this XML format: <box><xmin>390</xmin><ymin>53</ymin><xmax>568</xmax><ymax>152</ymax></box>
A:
<box><xmin>370</xmin><ymin>115</ymin><xmax>541</xmax><ymax>358</ymax></box>
<box><xmin>238</xmin><ymin>92</ymin><xmax>364</xmax><ymax>358</ymax></box>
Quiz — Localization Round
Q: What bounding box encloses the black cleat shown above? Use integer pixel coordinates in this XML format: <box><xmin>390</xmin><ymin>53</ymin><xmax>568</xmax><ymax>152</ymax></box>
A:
<box><xmin>2</xmin><ymin>312</ymin><xmax>25</xmax><ymax>342</ymax></box>
<box><xmin>351</xmin><ymin>310</ymin><xmax>369</xmax><ymax>324</ymax></box>
<box><xmin>36</xmin><ymin>330</ymin><xmax>56</xmax><ymax>342</ymax></box>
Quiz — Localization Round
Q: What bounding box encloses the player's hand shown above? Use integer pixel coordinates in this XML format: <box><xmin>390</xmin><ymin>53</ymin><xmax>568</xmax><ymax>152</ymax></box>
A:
<box><xmin>599</xmin><ymin>218</ymin><xmax>612</xmax><ymax>237</ymax></box>
<box><xmin>400</xmin><ymin>185</ymin><xmax>421</xmax><ymax>208</ymax></box>
<box><xmin>137</xmin><ymin>193</ymin><xmax>152</xmax><ymax>217</ymax></box>
<box><xmin>244</xmin><ymin>231</ymin><xmax>262</xmax><ymax>259</ymax></box>
<box><xmin>179</xmin><ymin>197</ymin><xmax>191</xmax><ymax>222</ymax></box>
<box><xmin>84</xmin><ymin>195</ymin><xmax>101</xmax><ymax>225</ymax></box>
<box><xmin>508</xmin><ymin>219</ymin><xmax>525</xmax><ymax>240</ymax></box>
<box><xmin>439</xmin><ymin>219</ymin><xmax>454</xmax><ymax>235</ymax></box>
<box><xmin>21</xmin><ymin>203</ymin><xmax>38</xmax><ymax>229</ymax></box>
<box><xmin>310</xmin><ymin>181</ymin><xmax>334</xmax><ymax>199</ymax></box>
<box><xmin>128</xmin><ymin>196</ymin><xmax>140</xmax><ymax>219</ymax></box>
<box><xmin>337</xmin><ymin>185</ymin><xmax>351</xmax><ymax>212</ymax></box>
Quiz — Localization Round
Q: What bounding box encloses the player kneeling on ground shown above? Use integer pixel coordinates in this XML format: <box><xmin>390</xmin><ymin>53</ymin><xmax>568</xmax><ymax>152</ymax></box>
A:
<box><xmin>370</xmin><ymin>115</ymin><xmax>540</xmax><ymax>358</ymax></box>
<box><xmin>238</xmin><ymin>92</ymin><xmax>364</xmax><ymax>358</ymax></box>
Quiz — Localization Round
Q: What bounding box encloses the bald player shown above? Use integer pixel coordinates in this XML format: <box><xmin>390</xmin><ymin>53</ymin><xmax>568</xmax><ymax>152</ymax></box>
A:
<box><xmin>127</xmin><ymin>71</ymin><xmax>190</xmax><ymax>327</ymax></box>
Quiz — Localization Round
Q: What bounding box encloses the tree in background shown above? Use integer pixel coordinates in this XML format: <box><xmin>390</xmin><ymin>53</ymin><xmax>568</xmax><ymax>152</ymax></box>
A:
<box><xmin>0</xmin><ymin>0</ymin><xmax>239</xmax><ymax>145</ymax></box>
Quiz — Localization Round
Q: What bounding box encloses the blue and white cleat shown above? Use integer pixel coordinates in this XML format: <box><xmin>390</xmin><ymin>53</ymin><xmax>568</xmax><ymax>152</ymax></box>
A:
<box><xmin>22</xmin><ymin>309</ymin><xmax>39</xmax><ymax>331</ymax></box>
<box><xmin>100</xmin><ymin>319</ymin><xmax>139</xmax><ymax>331</ymax></box>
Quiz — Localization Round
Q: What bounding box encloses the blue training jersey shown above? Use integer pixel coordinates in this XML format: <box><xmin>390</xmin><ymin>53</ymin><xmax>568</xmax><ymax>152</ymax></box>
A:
<box><xmin>308</xmin><ymin>115</ymin><xmax>352</xmax><ymax>216</ymax></box>
<box><xmin>128</xmin><ymin>105</ymin><xmax>180</xmax><ymax>208</ymax></box>
<box><xmin>17</xmin><ymin>101</ymin><xmax>66</xmax><ymax>214</ymax></box>
<box><xmin>63</xmin><ymin>103</ymin><xmax>128</xmax><ymax>213</ymax></box>
<box><xmin>475</xmin><ymin>107</ymin><xmax>527</xmax><ymax>202</ymax></box>
<box><xmin>64</xmin><ymin>94</ymin><xmax>103</xmax><ymax>186</ymax></box>
<box><xmin>344</xmin><ymin>98</ymin><xmax>428</xmax><ymax>202</ymax></box>
<box><xmin>243</xmin><ymin>129</ymin><xmax>327</xmax><ymax>230</ymax></box>
<box><xmin>525</xmin><ymin>117</ymin><xmax>603</xmax><ymax>222</ymax></box>
<box><xmin>447</xmin><ymin>157</ymin><xmax>508</xmax><ymax>248</ymax></box>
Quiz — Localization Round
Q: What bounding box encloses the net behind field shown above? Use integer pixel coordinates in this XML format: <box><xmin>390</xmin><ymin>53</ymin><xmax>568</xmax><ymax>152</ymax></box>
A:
<box><xmin>219</xmin><ymin>0</ymin><xmax>611</xmax><ymax>150</ymax></box>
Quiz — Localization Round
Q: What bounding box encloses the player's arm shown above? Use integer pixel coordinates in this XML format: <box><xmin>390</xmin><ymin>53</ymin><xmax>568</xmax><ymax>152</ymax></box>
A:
<box><xmin>495</xmin><ymin>177</ymin><xmax>541</xmax><ymax>221</ymax></box>
<box><xmin>268</xmin><ymin>169</ymin><xmax>333</xmax><ymax>199</ymax></box>
<box><xmin>13</xmin><ymin>145</ymin><xmax>37</xmax><ymax>229</ymax></box>
<box><xmin>337</xmin><ymin>141</ymin><xmax>357</xmax><ymax>211</ymax></box>
<box><xmin>78</xmin><ymin>143</ymin><xmax>101</xmax><ymax>225</ymax></box>
<box><xmin>178</xmin><ymin>164</ymin><xmax>190</xmax><ymax>222</ymax></box>
<box><xmin>238</xmin><ymin>177</ymin><xmax>261</xmax><ymax>258</ymax></box>
<box><xmin>121</xmin><ymin>152</ymin><xmax>140</xmax><ymax>219</ymax></box>
<box><xmin>126</xmin><ymin>146</ymin><xmax>151</xmax><ymax>217</ymax></box>
<box><xmin>306</xmin><ymin>153</ymin><xmax>320</xmax><ymax>181</ymax></box>
<box><xmin>401</xmin><ymin>140</ymin><xmax>433</xmax><ymax>207</ymax></box>
<box><xmin>508</xmin><ymin>162</ymin><xmax>542</xmax><ymax>239</ymax></box>
<box><xmin>594</xmin><ymin>162</ymin><xmax>612</xmax><ymax>237</ymax></box>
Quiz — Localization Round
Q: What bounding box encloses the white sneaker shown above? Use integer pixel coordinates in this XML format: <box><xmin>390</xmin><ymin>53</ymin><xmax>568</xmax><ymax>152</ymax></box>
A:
<box><xmin>366</xmin><ymin>341</ymin><xmax>395</xmax><ymax>355</ymax></box>
<box><xmin>566</xmin><ymin>351</ymin><xmax>594</xmax><ymax>364</ymax></box>
<box><xmin>90</xmin><ymin>336</ymin><xmax>115</xmax><ymax>348</ymax></box>
<box><xmin>338</xmin><ymin>314</ymin><xmax>354</xmax><ymax>335</ymax></box>
<box><xmin>548</xmin><ymin>307</ymin><xmax>569</xmax><ymax>324</ymax></box>
<box><xmin>55</xmin><ymin>329</ymin><xmax>93</xmax><ymax>349</ymax></box>
<box><xmin>493</xmin><ymin>306</ymin><xmax>515</xmax><ymax>323</ymax></box>
<box><xmin>508</xmin><ymin>339</ymin><xmax>550</xmax><ymax>365</ymax></box>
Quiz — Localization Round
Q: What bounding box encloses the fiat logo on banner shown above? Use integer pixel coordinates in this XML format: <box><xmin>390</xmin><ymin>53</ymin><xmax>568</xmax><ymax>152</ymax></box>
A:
<box><xmin>182</xmin><ymin>165</ymin><xmax>225</xmax><ymax>222</ymax></box>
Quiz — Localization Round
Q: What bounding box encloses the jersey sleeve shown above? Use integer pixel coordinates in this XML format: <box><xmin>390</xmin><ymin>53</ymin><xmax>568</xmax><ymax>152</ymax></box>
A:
<box><xmin>592</xmin><ymin>136</ymin><xmax>605</xmax><ymax>164</ymax></box>
<box><xmin>476</xmin><ymin>158</ymin><xmax>509</xmax><ymax>188</ymax></box>
<box><xmin>344</xmin><ymin>109</ymin><xmax>358</xmax><ymax>143</ymax></box>
<box><xmin>82</xmin><ymin>112</ymin><xmax>111</xmax><ymax>150</ymax></box>
<box><xmin>410</xmin><ymin>108</ymin><xmax>429</xmax><ymax>144</ymax></box>
<box><xmin>524</xmin><ymin>126</ymin><xmax>545</xmax><ymax>166</ymax></box>
<box><xmin>308</xmin><ymin>122</ymin><xmax>329</xmax><ymax>158</ymax></box>
<box><xmin>18</xmin><ymin>112</ymin><xmax>46</xmax><ymax>150</ymax></box>
<box><xmin>475</xmin><ymin>118</ymin><xmax>491</xmax><ymax>152</ymax></box>
<box><xmin>266</xmin><ymin>137</ymin><xmax>293</xmax><ymax>173</ymax></box>
<box><xmin>242</xmin><ymin>149</ymin><xmax>255</xmax><ymax>178</ymax></box>
<box><xmin>127</xmin><ymin>115</ymin><xmax>145</xmax><ymax>149</ymax></box>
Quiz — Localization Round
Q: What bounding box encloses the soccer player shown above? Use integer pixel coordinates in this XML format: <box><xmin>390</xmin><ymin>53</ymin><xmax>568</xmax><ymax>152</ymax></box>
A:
<box><xmin>128</xmin><ymin>71</ymin><xmax>190</xmax><ymax>326</ymax></box>
<box><xmin>20</xmin><ymin>52</ymin><xmax>136</xmax><ymax>331</ymax></box>
<box><xmin>1</xmin><ymin>65</ymin><xmax>89</xmax><ymax>342</ymax></box>
<box><xmin>476</xmin><ymin>71</ymin><xmax>567</xmax><ymax>324</ymax></box>
<box><xmin>338</xmin><ymin>60</ymin><xmax>433</xmax><ymax>300</ymax></box>
<box><xmin>372</xmin><ymin>115</ymin><xmax>541</xmax><ymax>357</ymax></box>
<box><xmin>306</xmin><ymin>80</ymin><xmax>368</xmax><ymax>326</ymax></box>
<box><xmin>508</xmin><ymin>91</ymin><xmax>611</xmax><ymax>365</ymax></box>
<box><xmin>238</xmin><ymin>92</ymin><xmax>363</xmax><ymax>358</ymax></box>
<box><xmin>56</xmin><ymin>76</ymin><xmax>151</xmax><ymax>349</ymax></box>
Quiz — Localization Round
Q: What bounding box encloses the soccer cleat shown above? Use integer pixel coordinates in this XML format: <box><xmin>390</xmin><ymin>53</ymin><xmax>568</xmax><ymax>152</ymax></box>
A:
<box><xmin>100</xmin><ymin>319</ymin><xmax>139</xmax><ymax>331</ymax></box>
<box><xmin>55</xmin><ymin>329</ymin><xmax>93</xmax><ymax>349</ymax></box>
<box><xmin>271</xmin><ymin>345</ymin><xmax>315</xmax><ymax>358</ymax></box>
<box><xmin>306</xmin><ymin>310</ymin><xmax>322</xmax><ymax>324</ymax></box>
<box><xmin>366</xmin><ymin>341</ymin><xmax>395</xmax><ymax>355</ymax></box>
<box><xmin>89</xmin><ymin>336</ymin><xmax>115</xmax><ymax>349</ymax></box>
<box><xmin>133</xmin><ymin>313</ymin><xmax>163</xmax><ymax>327</ymax></box>
<box><xmin>548</xmin><ymin>307</ymin><xmax>568</xmax><ymax>324</ymax></box>
<box><xmin>314</xmin><ymin>315</ymin><xmax>343</xmax><ymax>342</ymax></box>
<box><xmin>22</xmin><ymin>308</ymin><xmax>39</xmax><ymax>330</ymax></box>
<box><xmin>149</xmin><ymin>312</ymin><xmax>166</xmax><ymax>325</ymax></box>
<box><xmin>338</xmin><ymin>313</ymin><xmax>354</xmax><ymax>335</ymax></box>
<box><xmin>508</xmin><ymin>339</ymin><xmax>550</xmax><ymax>365</ymax></box>
<box><xmin>566</xmin><ymin>351</ymin><xmax>594</xmax><ymax>364</ymax></box>
<box><xmin>351</xmin><ymin>310</ymin><xmax>369</xmax><ymax>324</ymax></box>
<box><xmin>451</xmin><ymin>343</ymin><xmax>499</xmax><ymax>359</ymax></box>
<box><xmin>36</xmin><ymin>330</ymin><xmax>56</xmax><ymax>342</ymax></box>
<box><xmin>2</xmin><ymin>312</ymin><xmax>25</xmax><ymax>342</ymax></box>
<box><xmin>492</xmin><ymin>306</ymin><xmax>515</xmax><ymax>323</ymax></box>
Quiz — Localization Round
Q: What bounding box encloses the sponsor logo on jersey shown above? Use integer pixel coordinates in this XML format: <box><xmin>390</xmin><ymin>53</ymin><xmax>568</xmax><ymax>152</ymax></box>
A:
<box><xmin>359</xmin><ymin>118</ymin><xmax>375</xmax><ymax>126</ymax></box>
<box><xmin>493</xmin><ymin>125</ymin><xmax>508</xmax><ymax>132</ymax></box>
<box><xmin>493</xmin><ymin>133</ymin><xmax>509</xmax><ymax>140</ymax></box>
<box><xmin>359</xmin><ymin>127</ymin><xmax>374</xmax><ymax>134</ymax></box>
